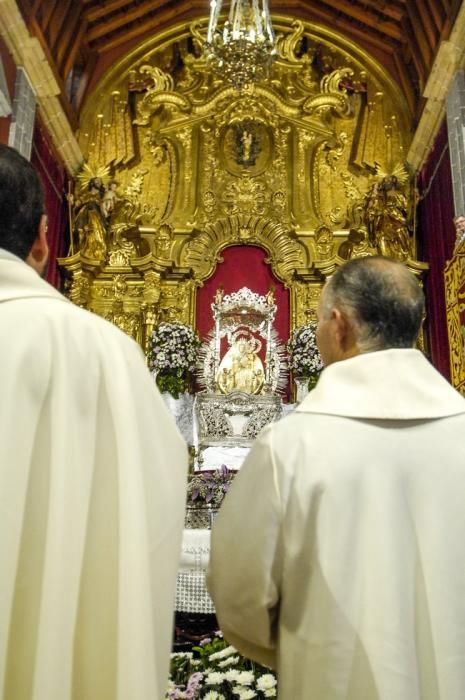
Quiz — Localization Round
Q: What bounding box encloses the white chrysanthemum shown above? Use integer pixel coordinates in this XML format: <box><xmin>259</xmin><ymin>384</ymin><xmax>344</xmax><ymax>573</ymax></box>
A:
<box><xmin>170</xmin><ymin>651</ymin><xmax>193</xmax><ymax>660</ymax></box>
<box><xmin>203</xmin><ymin>692</ymin><xmax>222</xmax><ymax>700</ymax></box>
<box><xmin>205</xmin><ymin>672</ymin><xmax>225</xmax><ymax>685</ymax></box>
<box><xmin>224</xmin><ymin>669</ymin><xmax>242</xmax><ymax>682</ymax></box>
<box><xmin>218</xmin><ymin>655</ymin><xmax>240</xmax><ymax>668</ymax></box>
<box><xmin>234</xmin><ymin>671</ymin><xmax>254</xmax><ymax>686</ymax></box>
<box><xmin>232</xmin><ymin>687</ymin><xmax>256</xmax><ymax>699</ymax></box>
<box><xmin>256</xmin><ymin>674</ymin><xmax>277</xmax><ymax>690</ymax></box>
<box><xmin>209</xmin><ymin>645</ymin><xmax>237</xmax><ymax>660</ymax></box>
<box><xmin>264</xmin><ymin>688</ymin><xmax>277</xmax><ymax>697</ymax></box>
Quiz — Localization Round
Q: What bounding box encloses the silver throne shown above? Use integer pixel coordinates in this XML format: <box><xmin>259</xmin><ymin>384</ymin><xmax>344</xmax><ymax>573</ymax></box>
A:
<box><xmin>194</xmin><ymin>287</ymin><xmax>287</xmax><ymax>456</ymax></box>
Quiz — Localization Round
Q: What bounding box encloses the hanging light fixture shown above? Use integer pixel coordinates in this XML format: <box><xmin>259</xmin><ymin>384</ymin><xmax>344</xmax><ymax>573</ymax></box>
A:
<box><xmin>205</xmin><ymin>0</ymin><xmax>276</xmax><ymax>90</ymax></box>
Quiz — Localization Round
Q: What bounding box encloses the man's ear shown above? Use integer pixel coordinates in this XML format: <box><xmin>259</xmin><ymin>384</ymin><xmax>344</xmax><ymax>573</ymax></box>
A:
<box><xmin>26</xmin><ymin>215</ymin><xmax>49</xmax><ymax>274</ymax></box>
<box><xmin>333</xmin><ymin>307</ymin><xmax>359</xmax><ymax>356</ymax></box>
<box><xmin>332</xmin><ymin>307</ymin><xmax>353</xmax><ymax>351</ymax></box>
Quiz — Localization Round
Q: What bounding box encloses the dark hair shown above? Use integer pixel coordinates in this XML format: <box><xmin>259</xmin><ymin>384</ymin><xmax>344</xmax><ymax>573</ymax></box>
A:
<box><xmin>325</xmin><ymin>256</ymin><xmax>425</xmax><ymax>349</ymax></box>
<box><xmin>0</xmin><ymin>144</ymin><xmax>45</xmax><ymax>259</ymax></box>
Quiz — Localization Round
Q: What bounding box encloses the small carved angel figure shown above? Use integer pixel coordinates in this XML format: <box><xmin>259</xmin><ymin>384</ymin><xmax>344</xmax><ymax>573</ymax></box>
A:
<box><xmin>214</xmin><ymin>285</ymin><xmax>224</xmax><ymax>306</ymax></box>
<box><xmin>266</xmin><ymin>287</ymin><xmax>276</xmax><ymax>306</ymax></box>
<box><xmin>101</xmin><ymin>180</ymin><xmax>119</xmax><ymax>219</ymax></box>
<box><xmin>338</xmin><ymin>228</ymin><xmax>373</xmax><ymax>260</ymax></box>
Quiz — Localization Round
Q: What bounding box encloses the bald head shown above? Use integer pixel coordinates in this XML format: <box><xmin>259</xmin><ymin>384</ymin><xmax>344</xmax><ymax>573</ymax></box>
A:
<box><xmin>317</xmin><ymin>257</ymin><xmax>425</xmax><ymax>364</ymax></box>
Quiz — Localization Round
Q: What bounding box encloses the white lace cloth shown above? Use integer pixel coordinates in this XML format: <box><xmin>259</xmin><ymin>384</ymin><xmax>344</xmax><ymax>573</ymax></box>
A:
<box><xmin>197</xmin><ymin>445</ymin><xmax>250</xmax><ymax>471</ymax></box>
<box><xmin>169</xmin><ymin>397</ymin><xmax>296</xmax><ymax>613</ymax></box>
<box><xmin>175</xmin><ymin>528</ymin><xmax>214</xmax><ymax>613</ymax></box>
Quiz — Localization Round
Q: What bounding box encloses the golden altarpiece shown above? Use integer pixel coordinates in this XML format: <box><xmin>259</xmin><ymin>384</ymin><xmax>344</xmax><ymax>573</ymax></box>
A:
<box><xmin>445</xmin><ymin>237</ymin><xmax>465</xmax><ymax>396</ymax></box>
<box><xmin>59</xmin><ymin>15</ymin><xmax>428</xmax><ymax>360</ymax></box>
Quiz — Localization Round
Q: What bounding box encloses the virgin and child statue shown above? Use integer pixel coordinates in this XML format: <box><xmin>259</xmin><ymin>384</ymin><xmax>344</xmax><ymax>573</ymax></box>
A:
<box><xmin>217</xmin><ymin>336</ymin><xmax>265</xmax><ymax>395</ymax></box>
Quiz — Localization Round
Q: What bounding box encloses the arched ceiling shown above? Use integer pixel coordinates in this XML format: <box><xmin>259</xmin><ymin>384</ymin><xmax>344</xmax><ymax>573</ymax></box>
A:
<box><xmin>14</xmin><ymin>0</ymin><xmax>464</xmax><ymax>126</ymax></box>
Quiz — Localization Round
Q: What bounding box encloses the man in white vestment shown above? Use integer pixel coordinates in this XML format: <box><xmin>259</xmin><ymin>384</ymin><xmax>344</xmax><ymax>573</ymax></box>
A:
<box><xmin>208</xmin><ymin>256</ymin><xmax>465</xmax><ymax>700</ymax></box>
<box><xmin>0</xmin><ymin>144</ymin><xmax>187</xmax><ymax>700</ymax></box>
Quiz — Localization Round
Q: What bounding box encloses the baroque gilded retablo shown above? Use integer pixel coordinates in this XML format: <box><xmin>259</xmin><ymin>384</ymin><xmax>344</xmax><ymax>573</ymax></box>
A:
<box><xmin>59</xmin><ymin>15</ymin><xmax>427</xmax><ymax>353</ymax></box>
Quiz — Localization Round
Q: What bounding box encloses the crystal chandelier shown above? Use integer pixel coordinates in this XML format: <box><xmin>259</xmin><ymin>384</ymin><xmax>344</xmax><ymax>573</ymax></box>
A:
<box><xmin>205</xmin><ymin>0</ymin><xmax>276</xmax><ymax>90</ymax></box>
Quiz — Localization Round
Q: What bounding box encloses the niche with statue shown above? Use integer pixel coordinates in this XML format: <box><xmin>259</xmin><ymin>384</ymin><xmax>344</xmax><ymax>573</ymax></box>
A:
<box><xmin>194</xmin><ymin>287</ymin><xmax>287</xmax><ymax>454</ymax></box>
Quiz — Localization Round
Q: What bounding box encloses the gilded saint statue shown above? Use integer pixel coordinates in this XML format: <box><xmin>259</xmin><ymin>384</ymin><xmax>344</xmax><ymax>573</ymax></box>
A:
<box><xmin>217</xmin><ymin>337</ymin><xmax>265</xmax><ymax>395</ymax></box>
<box><xmin>70</xmin><ymin>168</ymin><xmax>108</xmax><ymax>261</ymax></box>
<box><xmin>73</xmin><ymin>176</ymin><xmax>108</xmax><ymax>260</ymax></box>
<box><xmin>363</xmin><ymin>172</ymin><xmax>412</xmax><ymax>261</ymax></box>
<box><xmin>241</xmin><ymin>130</ymin><xmax>253</xmax><ymax>162</ymax></box>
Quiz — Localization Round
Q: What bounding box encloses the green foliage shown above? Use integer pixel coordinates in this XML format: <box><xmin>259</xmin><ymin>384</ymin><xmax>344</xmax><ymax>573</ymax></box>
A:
<box><xmin>156</xmin><ymin>369</ymin><xmax>189</xmax><ymax>399</ymax></box>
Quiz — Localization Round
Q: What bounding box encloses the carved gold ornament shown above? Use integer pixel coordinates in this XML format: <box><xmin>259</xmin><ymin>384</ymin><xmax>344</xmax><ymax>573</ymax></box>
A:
<box><xmin>61</xmin><ymin>15</ymin><xmax>426</xmax><ymax>362</ymax></box>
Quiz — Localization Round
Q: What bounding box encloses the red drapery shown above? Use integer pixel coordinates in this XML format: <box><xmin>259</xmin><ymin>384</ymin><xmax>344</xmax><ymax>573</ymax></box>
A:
<box><xmin>31</xmin><ymin>121</ymin><xmax>69</xmax><ymax>289</ymax></box>
<box><xmin>196</xmin><ymin>245</ymin><xmax>290</xmax><ymax>397</ymax></box>
<box><xmin>196</xmin><ymin>245</ymin><xmax>290</xmax><ymax>343</ymax></box>
<box><xmin>0</xmin><ymin>37</ymin><xmax>16</xmax><ymax>144</ymax></box>
<box><xmin>418</xmin><ymin>121</ymin><xmax>456</xmax><ymax>379</ymax></box>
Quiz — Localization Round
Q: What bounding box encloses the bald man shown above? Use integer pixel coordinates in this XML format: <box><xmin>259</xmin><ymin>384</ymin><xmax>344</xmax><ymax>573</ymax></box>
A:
<box><xmin>208</xmin><ymin>256</ymin><xmax>465</xmax><ymax>700</ymax></box>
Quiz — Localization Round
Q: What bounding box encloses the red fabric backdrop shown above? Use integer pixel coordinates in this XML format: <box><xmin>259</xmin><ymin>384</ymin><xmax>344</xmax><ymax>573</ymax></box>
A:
<box><xmin>0</xmin><ymin>37</ymin><xmax>16</xmax><ymax>144</ymax></box>
<box><xmin>196</xmin><ymin>245</ymin><xmax>290</xmax><ymax>398</ymax></box>
<box><xmin>418</xmin><ymin>121</ymin><xmax>456</xmax><ymax>379</ymax></box>
<box><xmin>196</xmin><ymin>245</ymin><xmax>290</xmax><ymax>344</ymax></box>
<box><xmin>31</xmin><ymin>122</ymin><xmax>69</xmax><ymax>289</ymax></box>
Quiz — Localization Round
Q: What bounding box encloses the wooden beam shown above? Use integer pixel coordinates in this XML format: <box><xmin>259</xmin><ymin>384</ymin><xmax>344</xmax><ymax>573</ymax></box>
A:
<box><xmin>425</xmin><ymin>0</ymin><xmax>446</xmax><ymax>32</ymax></box>
<box><xmin>392</xmin><ymin>48</ymin><xmax>416</xmax><ymax>116</ymax></box>
<box><xmin>56</xmin><ymin>2</ymin><xmax>82</xmax><ymax>73</ymax></box>
<box><xmin>401</xmin><ymin>16</ymin><xmax>427</xmax><ymax>92</ymax></box>
<box><xmin>84</xmin><ymin>0</ymin><xmax>145</xmax><ymax>23</ymax></box>
<box><xmin>31</xmin><ymin>0</ymin><xmax>43</xmax><ymax>15</ymax></box>
<box><xmin>416</xmin><ymin>0</ymin><xmax>440</xmax><ymax>50</ymax></box>
<box><xmin>90</xmin><ymin>0</ymin><xmax>403</xmax><ymax>54</ymax></box>
<box><xmin>309</xmin><ymin>0</ymin><xmax>403</xmax><ymax>41</ymax></box>
<box><xmin>41</xmin><ymin>0</ymin><xmax>59</xmax><ymax>32</ymax></box>
<box><xmin>350</xmin><ymin>0</ymin><xmax>404</xmax><ymax>23</ymax></box>
<box><xmin>406</xmin><ymin>3</ymin><xmax>433</xmax><ymax>68</ymax></box>
<box><xmin>61</xmin><ymin>20</ymin><xmax>88</xmax><ymax>81</ymax></box>
<box><xmin>48</xmin><ymin>0</ymin><xmax>73</xmax><ymax>51</ymax></box>
<box><xmin>87</xmin><ymin>0</ymin><xmax>173</xmax><ymax>42</ymax></box>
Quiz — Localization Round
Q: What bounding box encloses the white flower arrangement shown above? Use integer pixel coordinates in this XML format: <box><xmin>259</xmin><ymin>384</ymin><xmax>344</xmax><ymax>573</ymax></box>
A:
<box><xmin>150</xmin><ymin>322</ymin><xmax>201</xmax><ymax>398</ymax></box>
<box><xmin>166</xmin><ymin>634</ymin><xmax>277</xmax><ymax>699</ymax></box>
<box><xmin>287</xmin><ymin>322</ymin><xmax>323</xmax><ymax>379</ymax></box>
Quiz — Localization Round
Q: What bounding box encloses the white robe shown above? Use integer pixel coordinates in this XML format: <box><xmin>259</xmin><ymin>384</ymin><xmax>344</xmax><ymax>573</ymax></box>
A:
<box><xmin>0</xmin><ymin>254</ymin><xmax>187</xmax><ymax>700</ymax></box>
<box><xmin>208</xmin><ymin>349</ymin><xmax>465</xmax><ymax>700</ymax></box>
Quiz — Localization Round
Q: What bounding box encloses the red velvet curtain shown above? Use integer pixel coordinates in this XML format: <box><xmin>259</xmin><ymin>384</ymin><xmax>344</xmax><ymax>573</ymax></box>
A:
<box><xmin>196</xmin><ymin>245</ymin><xmax>289</xmax><ymax>342</ymax></box>
<box><xmin>418</xmin><ymin>121</ymin><xmax>456</xmax><ymax>379</ymax></box>
<box><xmin>0</xmin><ymin>37</ymin><xmax>16</xmax><ymax>145</ymax></box>
<box><xmin>196</xmin><ymin>245</ymin><xmax>290</xmax><ymax>397</ymax></box>
<box><xmin>31</xmin><ymin>121</ymin><xmax>69</xmax><ymax>289</ymax></box>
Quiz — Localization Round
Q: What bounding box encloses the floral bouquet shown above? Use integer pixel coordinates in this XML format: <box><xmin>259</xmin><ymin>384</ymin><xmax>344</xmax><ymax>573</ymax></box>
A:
<box><xmin>287</xmin><ymin>322</ymin><xmax>323</xmax><ymax>391</ymax></box>
<box><xmin>167</xmin><ymin>632</ymin><xmax>277</xmax><ymax>699</ymax></box>
<box><xmin>187</xmin><ymin>465</ymin><xmax>236</xmax><ymax>509</ymax></box>
<box><xmin>150</xmin><ymin>323</ymin><xmax>201</xmax><ymax>398</ymax></box>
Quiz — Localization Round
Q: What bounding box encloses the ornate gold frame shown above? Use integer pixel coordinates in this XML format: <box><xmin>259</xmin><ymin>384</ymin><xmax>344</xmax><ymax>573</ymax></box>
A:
<box><xmin>445</xmin><ymin>250</ymin><xmax>465</xmax><ymax>395</ymax></box>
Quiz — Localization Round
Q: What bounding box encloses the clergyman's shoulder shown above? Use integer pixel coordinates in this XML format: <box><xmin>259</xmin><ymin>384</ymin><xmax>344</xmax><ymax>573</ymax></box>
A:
<box><xmin>48</xmin><ymin>297</ymin><xmax>141</xmax><ymax>353</ymax></box>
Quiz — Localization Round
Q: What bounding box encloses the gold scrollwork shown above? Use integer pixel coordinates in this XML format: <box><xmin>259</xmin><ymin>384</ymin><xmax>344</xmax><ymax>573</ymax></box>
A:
<box><xmin>66</xmin><ymin>15</ymin><xmax>417</xmax><ymax>359</ymax></box>
<box><xmin>445</xmin><ymin>251</ymin><xmax>465</xmax><ymax>395</ymax></box>
<box><xmin>182</xmin><ymin>215</ymin><xmax>305</xmax><ymax>285</ymax></box>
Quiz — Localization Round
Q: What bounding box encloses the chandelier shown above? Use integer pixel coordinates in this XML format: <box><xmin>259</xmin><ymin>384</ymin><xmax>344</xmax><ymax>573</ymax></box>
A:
<box><xmin>205</xmin><ymin>0</ymin><xmax>276</xmax><ymax>90</ymax></box>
